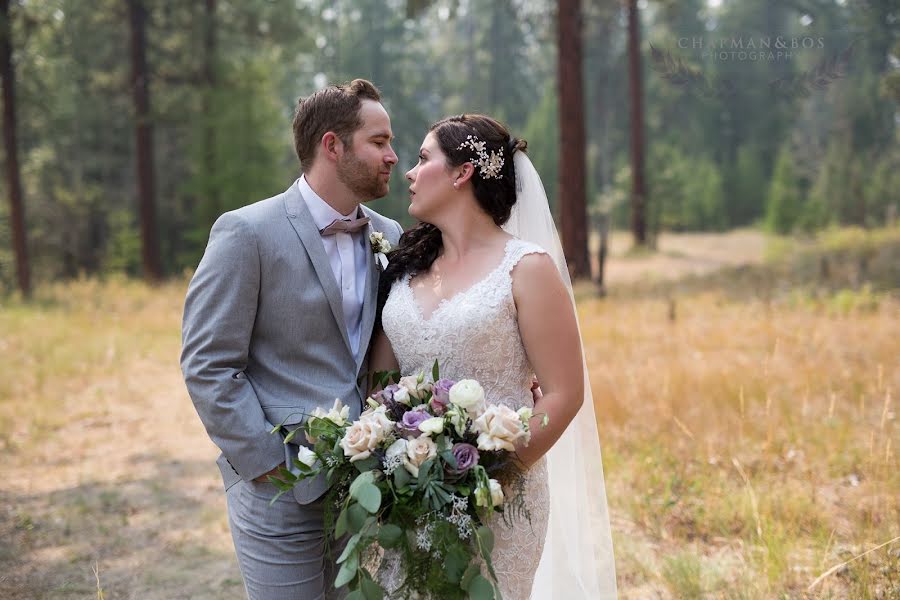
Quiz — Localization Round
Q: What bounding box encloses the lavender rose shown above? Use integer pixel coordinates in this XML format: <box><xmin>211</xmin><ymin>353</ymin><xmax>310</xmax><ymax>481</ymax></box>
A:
<box><xmin>399</xmin><ymin>409</ymin><xmax>430</xmax><ymax>438</ymax></box>
<box><xmin>448</xmin><ymin>442</ymin><xmax>479</xmax><ymax>475</ymax></box>
<box><xmin>430</xmin><ymin>378</ymin><xmax>455</xmax><ymax>415</ymax></box>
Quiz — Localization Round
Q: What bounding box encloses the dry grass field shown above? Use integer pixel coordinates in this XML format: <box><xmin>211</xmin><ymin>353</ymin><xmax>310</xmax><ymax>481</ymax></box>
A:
<box><xmin>1</xmin><ymin>228</ymin><xmax>897</xmax><ymax>599</ymax></box>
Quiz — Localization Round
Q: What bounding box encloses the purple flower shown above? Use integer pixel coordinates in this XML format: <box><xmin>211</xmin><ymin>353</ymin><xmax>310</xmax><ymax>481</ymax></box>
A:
<box><xmin>449</xmin><ymin>442</ymin><xmax>479</xmax><ymax>475</ymax></box>
<box><xmin>379</xmin><ymin>384</ymin><xmax>401</xmax><ymax>403</ymax></box>
<box><xmin>399</xmin><ymin>409</ymin><xmax>430</xmax><ymax>438</ymax></box>
<box><xmin>430</xmin><ymin>378</ymin><xmax>455</xmax><ymax>415</ymax></box>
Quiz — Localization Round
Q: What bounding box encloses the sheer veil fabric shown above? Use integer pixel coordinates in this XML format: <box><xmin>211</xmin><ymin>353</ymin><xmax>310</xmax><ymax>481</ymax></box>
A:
<box><xmin>502</xmin><ymin>151</ymin><xmax>617</xmax><ymax>598</ymax></box>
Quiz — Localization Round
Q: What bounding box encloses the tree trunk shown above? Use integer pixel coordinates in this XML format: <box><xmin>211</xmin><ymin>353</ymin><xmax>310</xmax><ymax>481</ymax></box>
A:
<box><xmin>1</xmin><ymin>0</ymin><xmax>29</xmax><ymax>296</ymax></box>
<box><xmin>557</xmin><ymin>0</ymin><xmax>589</xmax><ymax>278</ymax></box>
<box><xmin>127</xmin><ymin>0</ymin><xmax>162</xmax><ymax>281</ymax></box>
<box><xmin>596</xmin><ymin>212</ymin><xmax>609</xmax><ymax>295</ymax></box>
<box><xmin>202</xmin><ymin>0</ymin><xmax>217</xmax><ymax>216</ymax></box>
<box><xmin>626</xmin><ymin>0</ymin><xmax>647</xmax><ymax>246</ymax></box>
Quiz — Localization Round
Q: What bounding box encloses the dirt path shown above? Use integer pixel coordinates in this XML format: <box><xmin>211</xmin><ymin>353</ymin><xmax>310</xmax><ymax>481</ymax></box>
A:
<box><xmin>599</xmin><ymin>229</ymin><xmax>766</xmax><ymax>285</ymax></box>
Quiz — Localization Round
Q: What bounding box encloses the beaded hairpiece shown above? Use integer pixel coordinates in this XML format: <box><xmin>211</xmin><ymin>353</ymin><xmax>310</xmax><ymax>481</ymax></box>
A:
<box><xmin>456</xmin><ymin>135</ymin><xmax>505</xmax><ymax>180</ymax></box>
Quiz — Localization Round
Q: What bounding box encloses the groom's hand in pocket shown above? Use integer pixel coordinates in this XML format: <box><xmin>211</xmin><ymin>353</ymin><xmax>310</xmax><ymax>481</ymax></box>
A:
<box><xmin>253</xmin><ymin>463</ymin><xmax>285</xmax><ymax>483</ymax></box>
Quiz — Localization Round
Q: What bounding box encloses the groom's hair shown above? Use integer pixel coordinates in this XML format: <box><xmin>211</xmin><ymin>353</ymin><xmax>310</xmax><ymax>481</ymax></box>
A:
<box><xmin>292</xmin><ymin>78</ymin><xmax>382</xmax><ymax>172</ymax></box>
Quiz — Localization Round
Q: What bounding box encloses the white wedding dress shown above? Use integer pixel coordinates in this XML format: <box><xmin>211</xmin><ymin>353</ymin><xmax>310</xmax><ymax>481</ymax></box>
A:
<box><xmin>380</xmin><ymin>237</ymin><xmax>551</xmax><ymax>599</ymax></box>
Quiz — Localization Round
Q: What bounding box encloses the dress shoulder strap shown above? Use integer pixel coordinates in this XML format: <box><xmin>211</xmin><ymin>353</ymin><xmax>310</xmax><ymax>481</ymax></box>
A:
<box><xmin>501</xmin><ymin>238</ymin><xmax>548</xmax><ymax>274</ymax></box>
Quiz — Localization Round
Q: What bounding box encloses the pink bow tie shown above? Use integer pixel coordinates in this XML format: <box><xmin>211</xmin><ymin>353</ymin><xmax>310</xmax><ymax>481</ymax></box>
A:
<box><xmin>319</xmin><ymin>216</ymin><xmax>370</xmax><ymax>236</ymax></box>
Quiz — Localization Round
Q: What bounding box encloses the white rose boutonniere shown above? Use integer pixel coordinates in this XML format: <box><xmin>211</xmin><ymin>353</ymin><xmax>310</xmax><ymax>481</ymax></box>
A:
<box><xmin>369</xmin><ymin>231</ymin><xmax>391</xmax><ymax>270</ymax></box>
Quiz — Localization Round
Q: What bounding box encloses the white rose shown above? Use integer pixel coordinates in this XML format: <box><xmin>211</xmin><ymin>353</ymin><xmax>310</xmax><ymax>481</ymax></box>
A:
<box><xmin>473</xmin><ymin>404</ymin><xmax>530</xmax><ymax>452</ymax></box>
<box><xmin>475</xmin><ymin>478</ymin><xmax>504</xmax><ymax>508</ymax></box>
<box><xmin>449</xmin><ymin>380</ymin><xmax>485</xmax><ymax>413</ymax></box>
<box><xmin>403</xmin><ymin>435</ymin><xmax>437</xmax><ymax>477</ymax></box>
<box><xmin>296</xmin><ymin>445</ymin><xmax>319</xmax><ymax>469</ymax></box>
<box><xmin>340</xmin><ymin>408</ymin><xmax>393</xmax><ymax>463</ymax></box>
<box><xmin>385</xmin><ymin>438</ymin><xmax>408</xmax><ymax>461</ymax></box>
<box><xmin>418</xmin><ymin>417</ymin><xmax>445</xmax><ymax>436</ymax></box>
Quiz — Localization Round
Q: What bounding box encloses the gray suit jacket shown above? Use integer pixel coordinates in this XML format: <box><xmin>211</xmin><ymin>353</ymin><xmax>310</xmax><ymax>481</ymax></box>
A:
<box><xmin>180</xmin><ymin>180</ymin><xmax>403</xmax><ymax>503</ymax></box>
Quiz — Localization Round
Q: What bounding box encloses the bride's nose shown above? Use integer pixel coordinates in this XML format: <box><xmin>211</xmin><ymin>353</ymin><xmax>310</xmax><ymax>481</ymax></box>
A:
<box><xmin>405</xmin><ymin>166</ymin><xmax>415</xmax><ymax>182</ymax></box>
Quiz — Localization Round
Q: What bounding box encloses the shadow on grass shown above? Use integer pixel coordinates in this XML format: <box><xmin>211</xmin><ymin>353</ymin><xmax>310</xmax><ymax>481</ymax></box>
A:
<box><xmin>0</xmin><ymin>455</ymin><xmax>244</xmax><ymax>600</ymax></box>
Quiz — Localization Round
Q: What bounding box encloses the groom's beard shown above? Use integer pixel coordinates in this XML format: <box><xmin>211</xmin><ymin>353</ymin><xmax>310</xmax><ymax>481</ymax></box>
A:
<box><xmin>337</xmin><ymin>148</ymin><xmax>390</xmax><ymax>201</ymax></box>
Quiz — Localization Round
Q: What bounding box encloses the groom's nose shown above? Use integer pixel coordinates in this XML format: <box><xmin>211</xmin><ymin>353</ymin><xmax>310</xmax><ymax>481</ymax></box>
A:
<box><xmin>385</xmin><ymin>147</ymin><xmax>398</xmax><ymax>165</ymax></box>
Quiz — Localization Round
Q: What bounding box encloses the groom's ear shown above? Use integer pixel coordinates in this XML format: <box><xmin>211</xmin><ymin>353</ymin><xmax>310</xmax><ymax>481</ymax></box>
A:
<box><xmin>320</xmin><ymin>132</ymin><xmax>344</xmax><ymax>163</ymax></box>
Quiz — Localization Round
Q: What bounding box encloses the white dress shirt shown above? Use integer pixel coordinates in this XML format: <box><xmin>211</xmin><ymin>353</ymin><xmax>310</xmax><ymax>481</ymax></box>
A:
<box><xmin>298</xmin><ymin>176</ymin><xmax>368</xmax><ymax>361</ymax></box>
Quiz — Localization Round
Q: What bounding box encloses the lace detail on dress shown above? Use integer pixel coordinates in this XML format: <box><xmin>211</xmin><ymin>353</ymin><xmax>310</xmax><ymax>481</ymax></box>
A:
<box><xmin>378</xmin><ymin>238</ymin><xmax>550</xmax><ymax>600</ymax></box>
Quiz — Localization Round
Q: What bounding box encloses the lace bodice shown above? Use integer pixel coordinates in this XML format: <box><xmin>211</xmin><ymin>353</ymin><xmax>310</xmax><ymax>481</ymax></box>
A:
<box><xmin>382</xmin><ymin>238</ymin><xmax>546</xmax><ymax>410</ymax></box>
<box><xmin>379</xmin><ymin>237</ymin><xmax>550</xmax><ymax>599</ymax></box>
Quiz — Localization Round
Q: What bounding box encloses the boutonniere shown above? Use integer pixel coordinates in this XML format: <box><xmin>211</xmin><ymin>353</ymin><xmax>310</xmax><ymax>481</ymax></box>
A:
<box><xmin>369</xmin><ymin>231</ymin><xmax>391</xmax><ymax>270</ymax></box>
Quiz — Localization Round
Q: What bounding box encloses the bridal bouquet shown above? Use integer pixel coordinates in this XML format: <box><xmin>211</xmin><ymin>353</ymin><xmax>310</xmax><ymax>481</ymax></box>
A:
<box><xmin>269</xmin><ymin>362</ymin><xmax>543</xmax><ymax>600</ymax></box>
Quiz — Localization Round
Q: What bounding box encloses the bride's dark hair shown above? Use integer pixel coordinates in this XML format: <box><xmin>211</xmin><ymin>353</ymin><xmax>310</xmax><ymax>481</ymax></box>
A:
<box><xmin>376</xmin><ymin>114</ymin><xmax>527</xmax><ymax>326</ymax></box>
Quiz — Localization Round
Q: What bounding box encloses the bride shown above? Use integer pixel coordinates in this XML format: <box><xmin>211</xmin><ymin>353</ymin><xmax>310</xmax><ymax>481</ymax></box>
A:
<box><xmin>370</xmin><ymin>114</ymin><xmax>617</xmax><ymax>599</ymax></box>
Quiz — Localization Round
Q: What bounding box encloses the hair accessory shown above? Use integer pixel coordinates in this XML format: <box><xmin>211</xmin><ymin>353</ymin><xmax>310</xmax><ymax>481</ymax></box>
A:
<box><xmin>456</xmin><ymin>135</ymin><xmax>504</xmax><ymax>180</ymax></box>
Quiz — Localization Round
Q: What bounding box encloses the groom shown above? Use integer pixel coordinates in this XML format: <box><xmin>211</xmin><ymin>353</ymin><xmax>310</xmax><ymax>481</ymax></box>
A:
<box><xmin>180</xmin><ymin>79</ymin><xmax>402</xmax><ymax>599</ymax></box>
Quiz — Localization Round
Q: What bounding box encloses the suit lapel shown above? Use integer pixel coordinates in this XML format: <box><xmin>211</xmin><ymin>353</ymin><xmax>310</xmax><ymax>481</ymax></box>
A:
<box><xmin>283</xmin><ymin>183</ymin><xmax>353</xmax><ymax>356</ymax></box>
<box><xmin>356</xmin><ymin>213</ymin><xmax>380</xmax><ymax>373</ymax></box>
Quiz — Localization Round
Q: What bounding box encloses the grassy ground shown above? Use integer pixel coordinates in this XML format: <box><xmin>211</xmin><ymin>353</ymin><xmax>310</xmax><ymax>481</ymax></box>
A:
<box><xmin>1</xmin><ymin>228</ymin><xmax>897</xmax><ymax>598</ymax></box>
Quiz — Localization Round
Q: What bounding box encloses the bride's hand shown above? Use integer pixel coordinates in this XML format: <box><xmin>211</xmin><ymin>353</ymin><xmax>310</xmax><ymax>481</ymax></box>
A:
<box><xmin>531</xmin><ymin>377</ymin><xmax>543</xmax><ymax>402</ymax></box>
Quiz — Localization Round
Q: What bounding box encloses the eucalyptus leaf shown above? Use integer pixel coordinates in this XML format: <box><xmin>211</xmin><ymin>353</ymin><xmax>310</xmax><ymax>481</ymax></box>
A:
<box><xmin>337</xmin><ymin>532</ymin><xmax>361</xmax><ymax>563</ymax></box>
<box><xmin>353</xmin><ymin>455</ymin><xmax>380</xmax><ymax>473</ymax></box>
<box><xmin>356</xmin><ymin>482</ymin><xmax>381</xmax><ymax>514</ymax></box>
<box><xmin>393</xmin><ymin>466</ymin><xmax>410</xmax><ymax>489</ymax></box>
<box><xmin>360</xmin><ymin>576</ymin><xmax>385</xmax><ymax>600</ymax></box>
<box><xmin>349</xmin><ymin>470</ymin><xmax>376</xmax><ymax>497</ymax></box>
<box><xmin>335</xmin><ymin>506</ymin><xmax>349</xmax><ymax>538</ymax></box>
<box><xmin>476</xmin><ymin>526</ymin><xmax>495</xmax><ymax>556</ymax></box>
<box><xmin>347</xmin><ymin>502</ymin><xmax>369</xmax><ymax>533</ymax></box>
<box><xmin>467</xmin><ymin>574</ymin><xmax>495</xmax><ymax>600</ymax></box>
<box><xmin>460</xmin><ymin>562</ymin><xmax>480</xmax><ymax>590</ymax></box>
<box><xmin>334</xmin><ymin>550</ymin><xmax>359</xmax><ymax>588</ymax></box>
<box><xmin>432</xmin><ymin>359</ymin><xmax>440</xmax><ymax>381</ymax></box>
